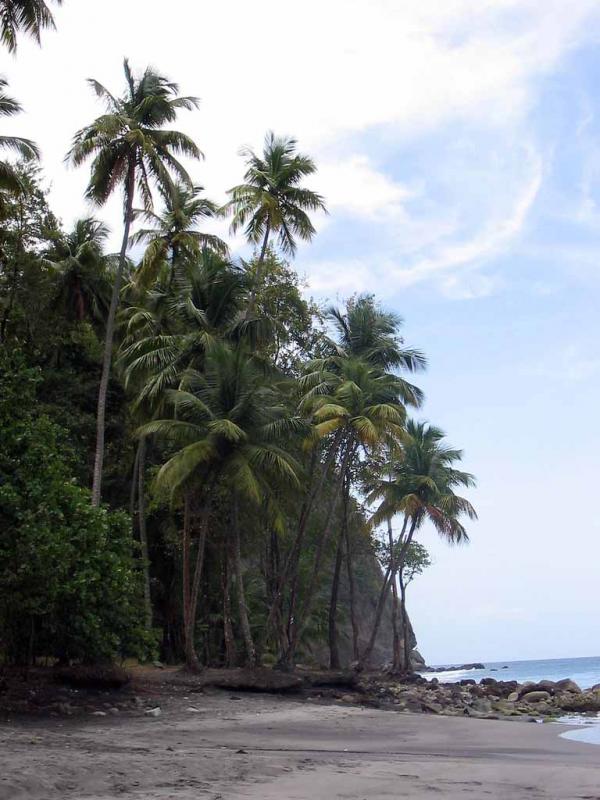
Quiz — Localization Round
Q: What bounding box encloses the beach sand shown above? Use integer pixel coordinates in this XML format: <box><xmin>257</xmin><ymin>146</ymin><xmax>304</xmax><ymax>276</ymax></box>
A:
<box><xmin>1</xmin><ymin>693</ymin><xmax>598</xmax><ymax>799</ymax></box>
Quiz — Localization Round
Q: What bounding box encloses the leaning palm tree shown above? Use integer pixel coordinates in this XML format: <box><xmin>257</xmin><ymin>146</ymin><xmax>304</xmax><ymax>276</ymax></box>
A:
<box><xmin>361</xmin><ymin>420</ymin><xmax>477</xmax><ymax>669</ymax></box>
<box><xmin>0</xmin><ymin>0</ymin><xmax>61</xmax><ymax>52</ymax></box>
<box><xmin>224</xmin><ymin>131</ymin><xmax>326</xmax><ymax>313</ymax></box>
<box><xmin>0</xmin><ymin>77</ymin><xmax>39</xmax><ymax>211</ymax></box>
<box><xmin>67</xmin><ymin>58</ymin><xmax>201</xmax><ymax>506</ymax></box>
<box><xmin>142</xmin><ymin>342</ymin><xmax>303</xmax><ymax>668</ymax></box>
<box><xmin>47</xmin><ymin>217</ymin><xmax>112</xmax><ymax>325</ymax></box>
<box><xmin>131</xmin><ymin>182</ymin><xmax>227</xmax><ymax>290</ymax></box>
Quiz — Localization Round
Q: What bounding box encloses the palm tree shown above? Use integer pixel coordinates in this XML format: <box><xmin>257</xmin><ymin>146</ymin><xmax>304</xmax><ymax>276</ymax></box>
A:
<box><xmin>67</xmin><ymin>58</ymin><xmax>201</xmax><ymax>506</ymax></box>
<box><xmin>262</xmin><ymin>297</ymin><xmax>425</xmax><ymax>667</ymax></box>
<box><xmin>280</xmin><ymin>356</ymin><xmax>412</xmax><ymax>666</ymax></box>
<box><xmin>142</xmin><ymin>343</ymin><xmax>303</xmax><ymax>668</ymax></box>
<box><xmin>131</xmin><ymin>183</ymin><xmax>227</xmax><ymax>290</ymax></box>
<box><xmin>225</xmin><ymin>131</ymin><xmax>326</xmax><ymax>313</ymax></box>
<box><xmin>48</xmin><ymin>217</ymin><xmax>112</xmax><ymax>324</ymax></box>
<box><xmin>362</xmin><ymin>420</ymin><xmax>477</xmax><ymax>669</ymax></box>
<box><xmin>120</xmin><ymin>249</ymin><xmax>252</xmax><ymax>410</ymax></box>
<box><xmin>0</xmin><ymin>0</ymin><xmax>61</xmax><ymax>52</ymax></box>
<box><xmin>0</xmin><ymin>77</ymin><xmax>39</xmax><ymax>211</ymax></box>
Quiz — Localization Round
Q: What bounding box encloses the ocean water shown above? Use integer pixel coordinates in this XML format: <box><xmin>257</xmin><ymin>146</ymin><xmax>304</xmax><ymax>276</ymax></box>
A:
<box><xmin>423</xmin><ymin>656</ymin><xmax>600</xmax><ymax>690</ymax></box>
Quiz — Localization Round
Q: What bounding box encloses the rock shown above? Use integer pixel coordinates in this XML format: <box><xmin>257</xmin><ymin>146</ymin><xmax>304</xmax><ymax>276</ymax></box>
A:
<box><xmin>145</xmin><ymin>707</ymin><xmax>161</xmax><ymax>717</ymax></box>
<box><xmin>422</xmin><ymin>700</ymin><xmax>443</xmax><ymax>714</ymax></box>
<box><xmin>459</xmin><ymin>679</ymin><xmax>476</xmax><ymax>686</ymax></box>
<box><xmin>556</xmin><ymin>679</ymin><xmax>582</xmax><ymax>694</ymax></box>
<box><xmin>502</xmin><ymin>666</ymin><xmax>509</xmax><ymax>669</ymax></box>
<box><xmin>507</xmin><ymin>692</ymin><xmax>519</xmax><ymax>702</ymax></box>
<box><xmin>91</xmin><ymin>711</ymin><xmax>107</xmax><ymax>716</ymax></box>
<box><xmin>556</xmin><ymin>691</ymin><xmax>600</xmax><ymax>712</ymax></box>
<box><xmin>520</xmin><ymin>691</ymin><xmax>551</xmax><ymax>704</ymax></box>
<box><xmin>107</xmin><ymin>707</ymin><xmax>120</xmax><ymax>715</ymax></box>
<box><xmin>472</xmin><ymin>698</ymin><xmax>493</xmax><ymax>713</ymax></box>
<box><xmin>152</xmin><ymin>661</ymin><xmax>165</xmax><ymax>669</ymax></box>
<box><xmin>591</xmin><ymin>683</ymin><xmax>600</xmax><ymax>692</ymax></box>
<box><xmin>340</xmin><ymin>694</ymin><xmax>357</xmax><ymax>703</ymax></box>
<box><xmin>517</xmin><ymin>682</ymin><xmax>553</xmax><ymax>698</ymax></box>
<box><xmin>480</xmin><ymin>678</ymin><xmax>497</xmax><ymax>686</ymax></box>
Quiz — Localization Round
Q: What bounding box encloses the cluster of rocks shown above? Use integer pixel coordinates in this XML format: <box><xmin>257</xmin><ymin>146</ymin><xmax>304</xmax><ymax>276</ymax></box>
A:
<box><xmin>349</xmin><ymin>675</ymin><xmax>600</xmax><ymax>719</ymax></box>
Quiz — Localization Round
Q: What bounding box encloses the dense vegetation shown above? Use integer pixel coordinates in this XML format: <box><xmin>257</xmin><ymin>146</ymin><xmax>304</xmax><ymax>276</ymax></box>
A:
<box><xmin>0</xmin><ymin>3</ymin><xmax>476</xmax><ymax>672</ymax></box>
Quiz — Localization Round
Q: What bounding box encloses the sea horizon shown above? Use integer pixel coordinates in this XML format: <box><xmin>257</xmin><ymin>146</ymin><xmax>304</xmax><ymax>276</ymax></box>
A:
<box><xmin>423</xmin><ymin>655</ymin><xmax>600</xmax><ymax>689</ymax></box>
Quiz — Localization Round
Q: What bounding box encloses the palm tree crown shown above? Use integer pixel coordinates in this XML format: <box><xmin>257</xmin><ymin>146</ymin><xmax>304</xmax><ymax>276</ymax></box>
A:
<box><xmin>226</xmin><ymin>131</ymin><xmax>326</xmax><ymax>258</ymax></box>
<box><xmin>67</xmin><ymin>59</ymin><xmax>201</xmax><ymax>215</ymax></box>
<box><xmin>47</xmin><ymin>217</ymin><xmax>112</xmax><ymax>324</ymax></box>
<box><xmin>0</xmin><ymin>0</ymin><xmax>61</xmax><ymax>52</ymax></box>
<box><xmin>131</xmin><ymin>182</ymin><xmax>227</xmax><ymax>289</ymax></box>
<box><xmin>369</xmin><ymin>419</ymin><xmax>477</xmax><ymax>543</ymax></box>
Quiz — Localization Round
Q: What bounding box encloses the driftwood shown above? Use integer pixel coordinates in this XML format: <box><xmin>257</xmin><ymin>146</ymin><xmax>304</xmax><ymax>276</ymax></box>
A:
<box><xmin>54</xmin><ymin>664</ymin><xmax>131</xmax><ymax>690</ymax></box>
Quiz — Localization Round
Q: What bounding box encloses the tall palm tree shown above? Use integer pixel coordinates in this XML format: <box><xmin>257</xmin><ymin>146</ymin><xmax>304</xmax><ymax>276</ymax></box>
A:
<box><xmin>0</xmin><ymin>0</ymin><xmax>61</xmax><ymax>52</ymax></box>
<box><xmin>362</xmin><ymin>420</ymin><xmax>477</xmax><ymax>669</ymax></box>
<box><xmin>48</xmin><ymin>217</ymin><xmax>112</xmax><ymax>324</ymax></box>
<box><xmin>131</xmin><ymin>183</ymin><xmax>227</xmax><ymax>290</ymax></box>
<box><xmin>225</xmin><ymin>131</ymin><xmax>326</xmax><ymax>313</ymax></box>
<box><xmin>262</xmin><ymin>297</ymin><xmax>426</xmax><ymax>667</ymax></box>
<box><xmin>280</xmin><ymin>356</ymin><xmax>413</xmax><ymax>666</ymax></box>
<box><xmin>67</xmin><ymin>58</ymin><xmax>201</xmax><ymax>506</ymax></box>
<box><xmin>142</xmin><ymin>343</ymin><xmax>303</xmax><ymax>668</ymax></box>
<box><xmin>0</xmin><ymin>77</ymin><xmax>39</xmax><ymax>211</ymax></box>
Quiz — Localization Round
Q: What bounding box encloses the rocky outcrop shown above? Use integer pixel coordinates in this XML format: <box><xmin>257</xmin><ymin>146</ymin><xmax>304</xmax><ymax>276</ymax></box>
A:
<box><xmin>349</xmin><ymin>674</ymin><xmax>597</xmax><ymax>719</ymax></box>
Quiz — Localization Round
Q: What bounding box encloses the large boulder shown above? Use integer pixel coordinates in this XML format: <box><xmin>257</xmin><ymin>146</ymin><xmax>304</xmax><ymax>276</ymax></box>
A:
<box><xmin>555</xmin><ymin>678</ymin><xmax>581</xmax><ymax>694</ymax></box>
<box><xmin>520</xmin><ymin>690</ymin><xmax>551</xmax><ymax>704</ymax></box>
<box><xmin>518</xmin><ymin>682</ymin><xmax>556</xmax><ymax>699</ymax></box>
<box><xmin>556</xmin><ymin>691</ymin><xmax>600</xmax><ymax>712</ymax></box>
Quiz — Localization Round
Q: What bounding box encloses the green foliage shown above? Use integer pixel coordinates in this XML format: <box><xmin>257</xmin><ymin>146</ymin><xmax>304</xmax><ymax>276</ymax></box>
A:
<box><xmin>0</xmin><ymin>351</ymin><xmax>154</xmax><ymax>664</ymax></box>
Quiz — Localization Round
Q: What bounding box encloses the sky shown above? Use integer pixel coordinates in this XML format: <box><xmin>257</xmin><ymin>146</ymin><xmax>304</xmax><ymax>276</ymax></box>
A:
<box><xmin>5</xmin><ymin>0</ymin><xmax>600</xmax><ymax>664</ymax></box>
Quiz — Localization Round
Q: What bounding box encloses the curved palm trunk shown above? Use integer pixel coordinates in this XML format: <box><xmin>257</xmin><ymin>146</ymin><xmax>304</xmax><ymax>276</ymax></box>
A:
<box><xmin>245</xmin><ymin>220</ymin><xmax>271</xmax><ymax>318</ymax></box>
<box><xmin>137</xmin><ymin>436</ymin><xmax>152</xmax><ymax>630</ymax></box>
<box><xmin>399</xmin><ymin>570</ymin><xmax>411</xmax><ymax>671</ymax></box>
<box><xmin>387</xmin><ymin>517</ymin><xmax>401</xmax><ymax>672</ymax></box>
<box><xmin>259</xmin><ymin>432</ymin><xmax>343</xmax><ymax>656</ymax></box>
<box><xmin>232</xmin><ymin>496</ymin><xmax>257</xmax><ymax>666</ymax></box>
<box><xmin>359</xmin><ymin>516</ymin><xmax>416</xmax><ymax>669</ymax></box>
<box><xmin>282</xmin><ymin>439</ymin><xmax>356</xmax><ymax>668</ymax></box>
<box><xmin>328</xmin><ymin>476</ymin><xmax>349</xmax><ymax>669</ymax></box>
<box><xmin>91</xmin><ymin>161</ymin><xmax>135</xmax><ymax>506</ymax></box>
<box><xmin>222</xmin><ymin>543</ymin><xmax>237</xmax><ymax>667</ymax></box>
<box><xmin>344</xmin><ymin>515</ymin><xmax>360</xmax><ymax>662</ymax></box>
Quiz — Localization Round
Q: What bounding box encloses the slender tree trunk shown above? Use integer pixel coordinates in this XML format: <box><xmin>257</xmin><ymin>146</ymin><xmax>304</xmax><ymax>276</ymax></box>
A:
<box><xmin>400</xmin><ymin>571</ymin><xmax>411</xmax><ymax>672</ymax></box>
<box><xmin>245</xmin><ymin>220</ymin><xmax>271</xmax><ymax>317</ymax></box>
<box><xmin>344</xmin><ymin>514</ymin><xmax>360</xmax><ymax>663</ymax></box>
<box><xmin>359</xmin><ymin>516</ymin><xmax>415</xmax><ymax>669</ymax></box>
<box><xmin>260</xmin><ymin>432</ymin><xmax>343</xmax><ymax>655</ymax></box>
<box><xmin>91</xmin><ymin>161</ymin><xmax>136</xmax><ymax>506</ymax></box>
<box><xmin>222</xmin><ymin>543</ymin><xmax>237</xmax><ymax>667</ymax></box>
<box><xmin>186</xmin><ymin>504</ymin><xmax>209</xmax><ymax>670</ymax></box>
<box><xmin>328</xmin><ymin>475</ymin><xmax>349</xmax><ymax>669</ymax></box>
<box><xmin>232</xmin><ymin>496</ymin><xmax>257</xmax><ymax>666</ymax></box>
<box><xmin>387</xmin><ymin>517</ymin><xmax>401</xmax><ymax>672</ymax></box>
<box><xmin>283</xmin><ymin>439</ymin><xmax>355</xmax><ymax>668</ymax></box>
<box><xmin>137</xmin><ymin>436</ymin><xmax>152</xmax><ymax>630</ymax></box>
<box><xmin>129</xmin><ymin>442</ymin><xmax>141</xmax><ymax>518</ymax></box>
<box><xmin>182</xmin><ymin>491</ymin><xmax>193</xmax><ymax>666</ymax></box>
<box><xmin>327</xmin><ymin>528</ymin><xmax>345</xmax><ymax>670</ymax></box>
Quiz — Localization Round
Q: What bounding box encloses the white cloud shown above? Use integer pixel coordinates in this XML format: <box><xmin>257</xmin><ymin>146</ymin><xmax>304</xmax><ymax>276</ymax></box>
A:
<box><xmin>2</xmin><ymin>0</ymin><xmax>599</xmax><ymax>291</ymax></box>
<box><xmin>317</xmin><ymin>155</ymin><xmax>413</xmax><ymax>220</ymax></box>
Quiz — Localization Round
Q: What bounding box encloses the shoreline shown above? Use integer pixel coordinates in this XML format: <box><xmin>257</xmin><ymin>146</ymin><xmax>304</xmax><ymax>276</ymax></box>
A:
<box><xmin>1</xmin><ymin>690</ymin><xmax>599</xmax><ymax>799</ymax></box>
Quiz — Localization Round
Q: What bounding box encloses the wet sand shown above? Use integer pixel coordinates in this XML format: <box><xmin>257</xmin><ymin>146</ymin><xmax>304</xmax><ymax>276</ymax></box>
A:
<box><xmin>1</xmin><ymin>693</ymin><xmax>598</xmax><ymax>799</ymax></box>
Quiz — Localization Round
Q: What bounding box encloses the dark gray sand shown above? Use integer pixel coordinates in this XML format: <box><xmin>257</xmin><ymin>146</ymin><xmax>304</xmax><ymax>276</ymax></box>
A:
<box><xmin>1</xmin><ymin>694</ymin><xmax>598</xmax><ymax>799</ymax></box>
